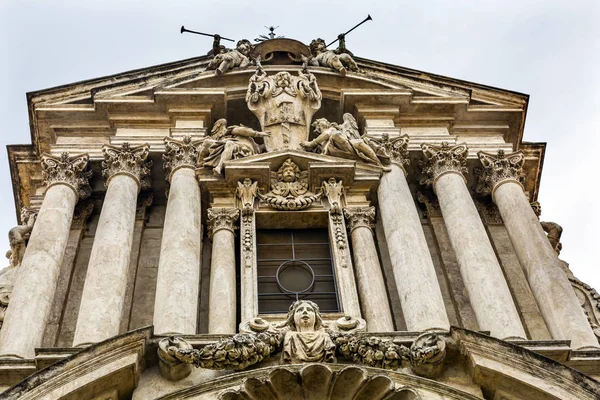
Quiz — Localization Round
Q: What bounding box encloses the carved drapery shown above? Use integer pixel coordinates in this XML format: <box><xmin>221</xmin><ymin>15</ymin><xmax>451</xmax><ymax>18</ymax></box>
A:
<box><xmin>163</xmin><ymin>136</ymin><xmax>201</xmax><ymax>182</ymax></box>
<box><xmin>343</xmin><ymin>207</ymin><xmax>376</xmax><ymax>233</ymax></box>
<box><xmin>420</xmin><ymin>143</ymin><xmax>468</xmax><ymax>187</ymax></box>
<box><xmin>207</xmin><ymin>208</ymin><xmax>240</xmax><ymax>238</ymax></box>
<box><xmin>476</xmin><ymin>150</ymin><xmax>525</xmax><ymax>196</ymax></box>
<box><xmin>41</xmin><ymin>152</ymin><xmax>92</xmax><ymax>199</ymax></box>
<box><xmin>101</xmin><ymin>142</ymin><xmax>152</xmax><ymax>190</ymax></box>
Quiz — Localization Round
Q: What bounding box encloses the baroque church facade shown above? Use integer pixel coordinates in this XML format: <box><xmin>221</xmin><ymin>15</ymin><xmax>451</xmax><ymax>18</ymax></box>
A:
<box><xmin>0</xmin><ymin>36</ymin><xmax>599</xmax><ymax>399</ymax></box>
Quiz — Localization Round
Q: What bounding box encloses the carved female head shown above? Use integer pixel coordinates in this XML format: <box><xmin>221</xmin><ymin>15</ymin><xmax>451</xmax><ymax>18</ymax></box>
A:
<box><xmin>281</xmin><ymin>300</ymin><xmax>324</xmax><ymax>331</ymax></box>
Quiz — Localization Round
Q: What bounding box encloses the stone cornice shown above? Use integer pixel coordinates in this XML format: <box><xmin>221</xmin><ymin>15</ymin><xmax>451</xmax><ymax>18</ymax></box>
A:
<box><xmin>343</xmin><ymin>206</ymin><xmax>375</xmax><ymax>233</ymax></box>
<box><xmin>41</xmin><ymin>152</ymin><xmax>92</xmax><ymax>200</ymax></box>
<box><xmin>101</xmin><ymin>143</ymin><xmax>152</xmax><ymax>191</ymax></box>
<box><xmin>207</xmin><ymin>208</ymin><xmax>239</xmax><ymax>238</ymax></box>
<box><xmin>163</xmin><ymin>136</ymin><xmax>202</xmax><ymax>182</ymax></box>
<box><xmin>475</xmin><ymin>150</ymin><xmax>525</xmax><ymax>197</ymax></box>
<box><xmin>419</xmin><ymin>142</ymin><xmax>468</xmax><ymax>187</ymax></box>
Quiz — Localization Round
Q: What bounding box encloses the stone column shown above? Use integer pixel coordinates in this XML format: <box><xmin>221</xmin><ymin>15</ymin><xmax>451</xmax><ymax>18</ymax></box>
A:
<box><xmin>477</xmin><ymin>150</ymin><xmax>598</xmax><ymax>349</ymax></box>
<box><xmin>153</xmin><ymin>137</ymin><xmax>203</xmax><ymax>335</ymax></box>
<box><xmin>207</xmin><ymin>208</ymin><xmax>239</xmax><ymax>334</ymax></box>
<box><xmin>0</xmin><ymin>153</ymin><xmax>91</xmax><ymax>358</ymax></box>
<box><xmin>376</xmin><ymin>135</ymin><xmax>450</xmax><ymax>332</ymax></box>
<box><xmin>421</xmin><ymin>143</ymin><xmax>526</xmax><ymax>340</ymax></box>
<box><xmin>343</xmin><ymin>206</ymin><xmax>394</xmax><ymax>332</ymax></box>
<box><xmin>73</xmin><ymin>143</ymin><xmax>151</xmax><ymax>347</ymax></box>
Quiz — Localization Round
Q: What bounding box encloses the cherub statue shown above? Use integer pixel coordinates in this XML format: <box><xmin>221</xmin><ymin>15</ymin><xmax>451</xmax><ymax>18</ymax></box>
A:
<box><xmin>198</xmin><ymin>118</ymin><xmax>270</xmax><ymax>175</ymax></box>
<box><xmin>259</xmin><ymin>158</ymin><xmax>322</xmax><ymax>210</ymax></box>
<box><xmin>206</xmin><ymin>39</ymin><xmax>253</xmax><ymax>75</ymax></box>
<box><xmin>308</xmin><ymin>38</ymin><xmax>359</xmax><ymax>76</ymax></box>
<box><xmin>301</xmin><ymin>114</ymin><xmax>389</xmax><ymax>170</ymax></box>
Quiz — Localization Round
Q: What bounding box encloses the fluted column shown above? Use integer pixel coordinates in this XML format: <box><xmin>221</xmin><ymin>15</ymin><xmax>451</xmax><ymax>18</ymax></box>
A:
<box><xmin>73</xmin><ymin>143</ymin><xmax>151</xmax><ymax>347</ymax></box>
<box><xmin>421</xmin><ymin>143</ymin><xmax>525</xmax><ymax>340</ymax></box>
<box><xmin>207</xmin><ymin>208</ymin><xmax>240</xmax><ymax>334</ymax></box>
<box><xmin>153</xmin><ymin>137</ymin><xmax>203</xmax><ymax>335</ymax></box>
<box><xmin>477</xmin><ymin>150</ymin><xmax>598</xmax><ymax>349</ymax></box>
<box><xmin>376</xmin><ymin>135</ymin><xmax>450</xmax><ymax>332</ymax></box>
<box><xmin>0</xmin><ymin>153</ymin><xmax>91</xmax><ymax>358</ymax></box>
<box><xmin>344</xmin><ymin>206</ymin><xmax>394</xmax><ymax>332</ymax></box>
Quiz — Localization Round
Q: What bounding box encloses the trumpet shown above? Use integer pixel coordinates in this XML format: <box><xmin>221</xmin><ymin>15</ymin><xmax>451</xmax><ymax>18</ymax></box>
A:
<box><xmin>180</xmin><ymin>26</ymin><xmax>235</xmax><ymax>42</ymax></box>
<box><xmin>326</xmin><ymin>14</ymin><xmax>373</xmax><ymax>47</ymax></box>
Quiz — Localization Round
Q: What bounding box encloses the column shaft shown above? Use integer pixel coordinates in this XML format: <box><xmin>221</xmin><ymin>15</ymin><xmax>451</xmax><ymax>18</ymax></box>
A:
<box><xmin>347</xmin><ymin>219</ymin><xmax>394</xmax><ymax>331</ymax></box>
<box><xmin>435</xmin><ymin>172</ymin><xmax>525</xmax><ymax>339</ymax></box>
<box><xmin>208</xmin><ymin>229</ymin><xmax>237</xmax><ymax>333</ymax></box>
<box><xmin>0</xmin><ymin>185</ymin><xmax>77</xmax><ymax>358</ymax></box>
<box><xmin>73</xmin><ymin>174</ymin><xmax>139</xmax><ymax>346</ymax></box>
<box><xmin>154</xmin><ymin>167</ymin><xmax>202</xmax><ymax>334</ymax></box>
<box><xmin>378</xmin><ymin>165</ymin><xmax>450</xmax><ymax>331</ymax></box>
<box><xmin>494</xmin><ymin>182</ymin><xmax>598</xmax><ymax>349</ymax></box>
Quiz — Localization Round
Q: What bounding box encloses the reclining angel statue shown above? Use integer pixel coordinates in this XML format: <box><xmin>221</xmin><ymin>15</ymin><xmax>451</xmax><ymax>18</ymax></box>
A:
<box><xmin>307</xmin><ymin>38</ymin><xmax>360</xmax><ymax>76</ymax></box>
<box><xmin>158</xmin><ymin>299</ymin><xmax>446</xmax><ymax>379</ymax></box>
<box><xmin>301</xmin><ymin>113</ymin><xmax>390</xmax><ymax>170</ymax></box>
<box><xmin>198</xmin><ymin>118</ymin><xmax>270</xmax><ymax>175</ymax></box>
<box><xmin>206</xmin><ymin>39</ymin><xmax>254</xmax><ymax>75</ymax></box>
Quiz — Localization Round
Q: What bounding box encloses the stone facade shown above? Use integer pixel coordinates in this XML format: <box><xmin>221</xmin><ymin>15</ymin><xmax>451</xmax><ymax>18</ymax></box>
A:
<box><xmin>0</xmin><ymin>38</ymin><xmax>599</xmax><ymax>399</ymax></box>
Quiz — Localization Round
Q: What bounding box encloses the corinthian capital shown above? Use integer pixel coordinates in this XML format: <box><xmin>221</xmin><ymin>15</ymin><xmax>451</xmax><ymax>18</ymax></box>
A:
<box><xmin>163</xmin><ymin>136</ymin><xmax>202</xmax><ymax>182</ymax></box>
<box><xmin>371</xmin><ymin>133</ymin><xmax>410</xmax><ymax>172</ymax></box>
<box><xmin>475</xmin><ymin>150</ymin><xmax>525</xmax><ymax>196</ymax></box>
<box><xmin>41</xmin><ymin>152</ymin><xmax>92</xmax><ymax>199</ymax></box>
<box><xmin>343</xmin><ymin>206</ymin><xmax>375</xmax><ymax>232</ymax></box>
<box><xmin>102</xmin><ymin>143</ymin><xmax>152</xmax><ymax>190</ymax></box>
<box><xmin>419</xmin><ymin>143</ymin><xmax>468</xmax><ymax>187</ymax></box>
<box><xmin>207</xmin><ymin>208</ymin><xmax>239</xmax><ymax>238</ymax></box>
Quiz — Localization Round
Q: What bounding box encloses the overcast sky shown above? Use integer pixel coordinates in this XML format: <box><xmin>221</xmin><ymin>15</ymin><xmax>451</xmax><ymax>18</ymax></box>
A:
<box><xmin>0</xmin><ymin>0</ymin><xmax>599</xmax><ymax>289</ymax></box>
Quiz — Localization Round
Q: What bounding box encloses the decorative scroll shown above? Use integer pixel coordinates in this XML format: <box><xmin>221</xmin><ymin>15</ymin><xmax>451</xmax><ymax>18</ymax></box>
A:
<box><xmin>41</xmin><ymin>152</ymin><xmax>92</xmax><ymax>199</ymax></box>
<box><xmin>259</xmin><ymin>159</ymin><xmax>321</xmax><ymax>210</ymax></box>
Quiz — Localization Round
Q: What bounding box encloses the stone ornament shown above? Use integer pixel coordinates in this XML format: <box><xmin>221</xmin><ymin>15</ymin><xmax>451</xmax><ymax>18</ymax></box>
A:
<box><xmin>308</xmin><ymin>38</ymin><xmax>360</xmax><ymax>76</ymax></box>
<box><xmin>417</xmin><ymin>191</ymin><xmax>441</xmax><ymax>219</ymax></box>
<box><xmin>102</xmin><ymin>143</ymin><xmax>152</xmax><ymax>190</ymax></box>
<box><xmin>199</xmin><ymin>118</ymin><xmax>270</xmax><ymax>175</ymax></box>
<box><xmin>246</xmin><ymin>63</ymin><xmax>322</xmax><ymax>151</ymax></box>
<box><xmin>163</xmin><ymin>136</ymin><xmax>202</xmax><ymax>181</ymax></box>
<box><xmin>530</xmin><ymin>201</ymin><xmax>564</xmax><ymax>255</ymax></box>
<box><xmin>476</xmin><ymin>150</ymin><xmax>525</xmax><ymax>196</ymax></box>
<box><xmin>41</xmin><ymin>152</ymin><xmax>92</xmax><ymax>199</ymax></box>
<box><xmin>219</xmin><ymin>364</ymin><xmax>423</xmax><ymax>400</ymax></box>
<box><xmin>321</xmin><ymin>178</ymin><xmax>344</xmax><ymax>215</ymax></box>
<box><xmin>259</xmin><ymin>158</ymin><xmax>321</xmax><ymax>211</ymax></box>
<box><xmin>206</xmin><ymin>39</ymin><xmax>253</xmax><ymax>75</ymax></box>
<box><xmin>159</xmin><ymin>299</ymin><xmax>446</xmax><ymax>381</ymax></box>
<box><xmin>236</xmin><ymin>178</ymin><xmax>258</xmax><ymax>215</ymax></box>
<box><xmin>370</xmin><ymin>133</ymin><xmax>410</xmax><ymax>172</ymax></box>
<box><xmin>420</xmin><ymin>142</ymin><xmax>469</xmax><ymax>187</ymax></box>
<box><xmin>301</xmin><ymin>114</ymin><xmax>388</xmax><ymax>169</ymax></box>
<box><xmin>343</xmin><ymin>206</ymin><xmax>376</xmax><ymax>233</ymax></box>
<box><xmin>207</xmin><ymin>208</ymin><xmax>240</xmax><ymax>238</ymax></box>
<box><xmin>135</xmin><ymin>194</ymin><xmax>154</xmax><ymax>221</ymax></box>
<box><xmin>6</xmin><ymin>207</ymin><xmax>37</xmax><ymax>268</ymax></box>
<box><xmin>475</xmin><ymin>200</ymin><xmax>503</xmax><ymax>225</ymax></box>
<box><xmin>237</xmin><ymin>179</ymin><xmax>258</xmax><ymax>268</ymax></box>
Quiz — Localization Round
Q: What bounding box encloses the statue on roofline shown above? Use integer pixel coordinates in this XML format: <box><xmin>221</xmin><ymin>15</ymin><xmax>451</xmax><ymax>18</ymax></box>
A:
<box><xmin>307</xmin><ymin>38</ymin><xmax>360</xmax><ymax>76</ymax></box>
<box><xmin>198</xmin><ymin>118</ymin><xmax>270</xmax><ymax>175</ymax></box>
<box><xmin>206</xmin><ymin>39</ymin><xmax>254</xmax><ymax>75</ymax></box>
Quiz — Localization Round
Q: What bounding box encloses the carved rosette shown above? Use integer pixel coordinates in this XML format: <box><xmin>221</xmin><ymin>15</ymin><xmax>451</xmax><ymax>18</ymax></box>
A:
<box><xmin>419</xmin><ymin>143</ymin><xmax>468</xmax><ymax>187</ymax></box>
<box><xmin>101</xmin><ymin>143</ymin><xmax>152</xmax><ymax>190</ymax></box>
<box><xmin>207</xmin><ymin>208</ymin><xmax>240</xmax><ymax>238</ymax></box>
<box><xmin>163</xmin><ymin>136</ymin><xmax>201</xmax><ymax>182</ymax></box>
<box><xmin>371</xmin><ymin>133</ymin><xmax>410</xmax><ymax>173</ymax></box>
<box><xmin>41</xmin><ymin>152</ymin><xmax>92</xmax><ymax>199</ymax></box>
<box><xmin>343</xmin><ymin>207</ymin><xmax>376</xmax><ymax>233</ymax></box>
<box><xmin>475</xmin><ymin>150</ymin><xmax>525</xmax><ymax>196</ymax></box>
